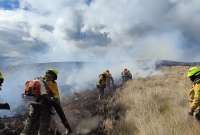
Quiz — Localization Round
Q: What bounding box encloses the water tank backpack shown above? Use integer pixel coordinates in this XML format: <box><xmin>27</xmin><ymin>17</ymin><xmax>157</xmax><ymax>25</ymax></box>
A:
<box><xmin>24</xmin><ymin>80</ymin><xmax>41</xmax><ymax>97</ymax></box>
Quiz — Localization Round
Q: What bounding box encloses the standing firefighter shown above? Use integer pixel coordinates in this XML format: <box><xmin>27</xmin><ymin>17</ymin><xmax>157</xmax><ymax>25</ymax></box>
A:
<box><xmin>121</xmin><ymin>68</ymin><xmax>132</xmax><ymax>83</ymax></box>
<box><xmin>0</xmin><ymin>72</ymin><xmax>3</xmax><ymax>90</ymax></box>
<box><xmin>187</xmin><ymin>67</ymin><xmax>200</xmax><ymax>121</ymax></box>
<box><xmin>0</xmin><ymin>72</ymin><xmax>10</xmax><ymax>109</ymax></box>
<box><xmin>21</xmin><ymin>69</ymin><xmax>71</xmax><ymax>135</ymax></box>
<box><xmin>96</xmin><ymin>70</ymin><xmax>114</xmax><ymax>99</ymax></box>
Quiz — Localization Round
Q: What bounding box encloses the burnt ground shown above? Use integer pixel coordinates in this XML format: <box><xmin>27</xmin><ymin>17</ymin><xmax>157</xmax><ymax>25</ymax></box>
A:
<box><xmin>0</xmin><ymin>89</ymin><xmax>121</xmax><ymax>135</ymax></box>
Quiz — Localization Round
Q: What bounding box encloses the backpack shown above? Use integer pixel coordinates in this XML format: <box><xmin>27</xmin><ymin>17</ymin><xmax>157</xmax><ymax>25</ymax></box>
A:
<box><xmin>24</xmin><ymin>80</ymin><xmax>41</xmax><ymax>97</ymax></box>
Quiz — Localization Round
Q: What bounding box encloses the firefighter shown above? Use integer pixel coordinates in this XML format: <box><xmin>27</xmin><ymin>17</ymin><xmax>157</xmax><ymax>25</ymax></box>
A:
<box><xmin>105</xmin><ymin>70</ymin><xmax>115</xmax><ymax>91</ymax></box>
<box><xmin>0</xmin><ymin>71</ymin><xmax>10</xmax><ymax>109</ymax></box>
<box><xmin>20</xmin><ymin>69</ymin><xmax>71</xmax><ymax>135</ymax></box>
<box><xmin>187</xmin><ymin>67</ymin><xmax>200</xmax><ymax>121</ymax></box>
<box><xmin>121</xmin><ymin>68</ymin><xmax>132</xmax><ymax>83</ymax></box>
<box><xmin>0</xmin><ymin>72</ymin><xmax>4</xmax><ymax>90</ymax></box>
<box><xmin>96</xmin><ymin>70</ymin><xmax>114</xmax><ymax>99</ymax></box>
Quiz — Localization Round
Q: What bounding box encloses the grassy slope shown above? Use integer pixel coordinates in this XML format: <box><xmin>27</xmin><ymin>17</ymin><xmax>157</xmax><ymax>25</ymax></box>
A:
<box><xmin>3</xmin><ymin>66</ymin><xmax>200</xmax><ymax>135</ymax></box>
<box><xmin>107</xmin><ymin>66</ymin><xmax>200</xmax><ymax>135</ymax></box>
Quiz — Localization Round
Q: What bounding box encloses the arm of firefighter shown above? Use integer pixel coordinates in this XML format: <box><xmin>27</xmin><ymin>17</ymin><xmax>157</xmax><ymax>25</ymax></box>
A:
<box><xmin>189</xmin><ymin>88</ymin><xmax>194</xmax><ymax>102</ymax></box>
<box><xmin>96</xmin><ymin>78</ymin><xmax>102</xmax><ymax>87</ymax></box>
<box><xmin>190</xmin><ymin>100</ymin><xmax>200</xmax><ymax>112</ymax></box>
<box><xmin>110</xmin><ymin>76</ymin><xmax>114</xmax><ymax>86</ymax></box>
<box><xmin>190</xmin><ymin>84</ymin><xmax>200</xmax><ymax>112</ymax></box>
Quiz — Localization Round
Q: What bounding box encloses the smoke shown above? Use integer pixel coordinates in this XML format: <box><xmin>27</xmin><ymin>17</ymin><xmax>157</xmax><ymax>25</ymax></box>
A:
<box><xmin>0</xmin><ymin>0</ymin><xmax>200</xmax><ymax>64</ymax></box>
<box><xmin>0</xmin><ymin>0</ymin><xmax>199</xmax><ymax>115</ymax></box>
<box><xmin>0</xmin><ymin>62</ymin><xmax>83</xmax><ymax>116</ymax></box>
<box><xmin>0</xmin><ymin>60</ymin><xmax>156</xmax><ymax>116</ymax></box>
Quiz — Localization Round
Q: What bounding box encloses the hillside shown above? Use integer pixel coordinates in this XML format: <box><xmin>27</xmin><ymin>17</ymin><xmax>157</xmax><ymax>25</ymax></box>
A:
<box><xmin>1</xmin><ymin>66</ymin><xmax>200</xmax><ymax>135</ymax></box>
<box><xmin>105</xmin><ymin>66</ymin><xmax>200</xmax><ymax>135</ymax></box>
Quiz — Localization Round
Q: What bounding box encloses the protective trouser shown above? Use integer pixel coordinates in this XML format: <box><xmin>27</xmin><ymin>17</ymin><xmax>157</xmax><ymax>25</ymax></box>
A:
<box><xmin>98</xmin><ymin>86</ymin><xmax>105</xmax><ymax>99</ymax></box>
<box><xmin>20</xmin><ymin>102</ymin><xmax>51</xmax><ymax>135</ymax></box>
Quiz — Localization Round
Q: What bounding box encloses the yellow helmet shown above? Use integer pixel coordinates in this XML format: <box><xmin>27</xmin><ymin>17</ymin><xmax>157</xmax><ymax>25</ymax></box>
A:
<box><xmin>46</xmin><ymin>69</ymin><xmax>58</xmax><ymax>80</ymax></box>
<box><xmin>187</xmin><ymin>67</ymin><xmax>200</xmax><ymax>78</ymax></box>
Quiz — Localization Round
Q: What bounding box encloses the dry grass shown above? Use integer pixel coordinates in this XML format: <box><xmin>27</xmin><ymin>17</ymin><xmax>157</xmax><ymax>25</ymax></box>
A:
<box><xmin>108</xmin><ymin>66</ymin><xmax>200</xmax><ymax>135</ymax></box>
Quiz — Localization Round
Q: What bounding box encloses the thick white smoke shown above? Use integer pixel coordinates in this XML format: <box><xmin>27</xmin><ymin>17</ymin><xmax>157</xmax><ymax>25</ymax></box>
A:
<box><xmin>0</xmin><ymin>0</ymin><xmax>199</xmax><ymax>115</ymax></box>
<box><xmin>1</xmin><ymin>0</ymin><xmax>200</xmax><ymax>64</ymax></box>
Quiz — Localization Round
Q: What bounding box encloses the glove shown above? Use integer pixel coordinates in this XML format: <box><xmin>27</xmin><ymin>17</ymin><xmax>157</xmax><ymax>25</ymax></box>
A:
<box><xmin>51</xmin><ymin>97</ymin><xmax>60</xmax><ymax>103</ymax></box>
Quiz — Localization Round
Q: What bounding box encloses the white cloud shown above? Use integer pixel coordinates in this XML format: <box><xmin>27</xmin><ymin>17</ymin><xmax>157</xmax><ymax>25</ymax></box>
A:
<box><xmin>0</xmin><ymin>0</ymin><xmax>199</xmax><ymax>65</ymax></box>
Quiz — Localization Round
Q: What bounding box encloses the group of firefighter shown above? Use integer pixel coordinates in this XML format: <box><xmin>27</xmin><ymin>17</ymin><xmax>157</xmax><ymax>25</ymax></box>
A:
<box><xmin>96</xmin><ymin>68</ymin><xmax>132</xmax><ymax>99</ymax></box>
<box><xmin>2</xmin><ymin>66</ymin><xmax>200</xmax><ymax>134</ymax></box>
<box><xmin>96</xmin><ymin>66</ymin><xmax>200</xmax><ymax>122</ymax></box>
<box><xmin>0</xmin><ymin>68</ymin><xmax>132</xmax><ymax>135</ymax></box>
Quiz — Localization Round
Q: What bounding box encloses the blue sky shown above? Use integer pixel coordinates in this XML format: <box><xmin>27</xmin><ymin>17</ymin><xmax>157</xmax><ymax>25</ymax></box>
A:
<box><xmin>0</xmin><ymin>0</ymin><xmax>19</xmax><ymax>10</ymax></box>
<box><xmin>0</xmin><ymin>0</ymin><xmax>92</xmax><ymax>10</ymax></box>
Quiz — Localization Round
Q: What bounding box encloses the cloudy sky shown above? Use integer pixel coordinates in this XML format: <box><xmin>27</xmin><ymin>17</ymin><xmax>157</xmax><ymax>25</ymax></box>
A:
<box><xmin>0</xmin><ymin>0</ymin><xmax>200</xmax><ymax>66</ymax></box>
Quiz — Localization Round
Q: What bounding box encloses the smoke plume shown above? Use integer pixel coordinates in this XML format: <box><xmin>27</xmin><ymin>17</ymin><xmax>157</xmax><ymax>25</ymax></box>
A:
<box><xmin>0</xmin><ymin>0</ymin><xmax>199</xmax><ymax>115</ymax></box>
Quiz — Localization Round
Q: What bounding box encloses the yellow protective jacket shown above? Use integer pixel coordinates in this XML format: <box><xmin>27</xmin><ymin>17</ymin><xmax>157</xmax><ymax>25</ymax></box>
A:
<box><xmin>97</xmin><ymin>74</ymin><xmax>107</xmax><ymax>87</ymax></box>
<box><xmin>0</xmin><ymin>72</ymin><xmax>3</xmax><ymax>80</ymax></box>
<box><xmin>189</xmin><ymin>83</ymin><xmax>200</xmax><ymax>111</ymax></box>
<box><xmin>46</xmin><ymin>81</ymin><xmax>60</xmax><ymax>100</ymax></box>
<box><xmin>189</xmin><ymin>87</ymin><xmax>194</xmax><ymax>103</ymax></box>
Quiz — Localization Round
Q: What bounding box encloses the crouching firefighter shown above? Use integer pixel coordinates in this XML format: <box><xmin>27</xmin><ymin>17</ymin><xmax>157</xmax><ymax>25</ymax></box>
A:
<box><xmin>121</xmin><ymin>68</ymin><xmax>132</xmax><ymax>83</ymax></box>
<box><xmin>187</xmin><ymin>67</ymin><xmax>200</xmax><ymax>121</ymax></box>
<box><xmin>96</xmin><ymin>70</ymin><xmax>114</xmax><ymax>99</ymax></box>
<box><xmin>20</xmin><ymin>69</ymin><xmax>72</xmax><ymax>135</ymax></box>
